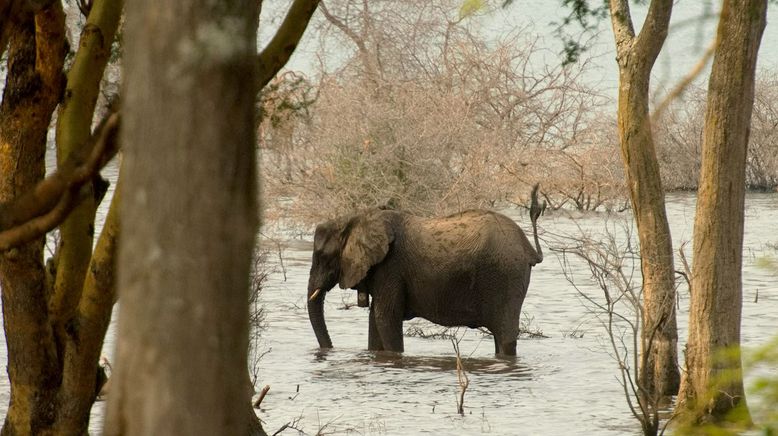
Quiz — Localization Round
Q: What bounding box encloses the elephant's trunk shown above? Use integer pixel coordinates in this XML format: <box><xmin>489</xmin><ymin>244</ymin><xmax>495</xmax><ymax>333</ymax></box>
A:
<box><xmin>307</xmin><ymin>287</ymin><xmax>333</xmax><ymax>349</ymax></box>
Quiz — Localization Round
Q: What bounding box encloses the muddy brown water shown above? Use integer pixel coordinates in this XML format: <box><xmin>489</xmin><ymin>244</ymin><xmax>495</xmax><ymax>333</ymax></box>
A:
<box><xmin>1</xmin><ymin>193</ymin><xmax>777</xmax><ymax>435</ymax></box>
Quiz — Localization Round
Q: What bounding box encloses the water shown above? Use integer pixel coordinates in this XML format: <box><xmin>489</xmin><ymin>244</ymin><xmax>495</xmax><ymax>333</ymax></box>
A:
<box><xmin>253</xmin><ymin>193</ymin><xmax>778</xmax><ymax>435</ymax></box>
<box><xmin>0</xmin><ymin>193</ymin><xmax>776</xmax><ymax>435</ymax></box>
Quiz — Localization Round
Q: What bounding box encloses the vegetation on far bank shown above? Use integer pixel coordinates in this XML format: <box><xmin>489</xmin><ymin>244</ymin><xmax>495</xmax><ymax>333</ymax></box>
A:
<box><xmin>257</xmin><ymin>3</ymin><xmax>778</xmax><ymax>227</ymax></box>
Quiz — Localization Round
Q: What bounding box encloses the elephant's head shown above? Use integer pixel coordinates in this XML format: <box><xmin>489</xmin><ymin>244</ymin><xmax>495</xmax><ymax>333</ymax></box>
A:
<box><xmin>307</xmin><ymin>210</ymin><xmax>395</xmax><ymax>348</ymax></box>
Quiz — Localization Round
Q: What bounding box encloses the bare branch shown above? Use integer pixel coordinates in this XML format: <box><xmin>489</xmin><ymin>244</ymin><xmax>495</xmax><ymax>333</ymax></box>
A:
<box><xmin>450</xmin><ymin>336</ymin><xmax>469</xmax><ymax>416</ymax></box>
<box><xmin>0</xmin><ymin>113</ymin><xmax>120</xmax><ymax>251</ymax></box>
<box><xmin>257</xmin><ymin>0</ymin><xmax>320</xmax><ymax>90</ymax></box>
<box><xmin>651</xmin><ymin>37</ymin><xmax>716</xmax><ymax>121</ymax></box>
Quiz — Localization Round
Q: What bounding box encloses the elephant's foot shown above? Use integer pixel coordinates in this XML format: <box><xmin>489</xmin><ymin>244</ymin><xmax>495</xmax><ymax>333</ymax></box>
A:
<box><xmin>493</xmin><ymin>336</ymin><xmax>517</xmax><ymax>357</ymax></box>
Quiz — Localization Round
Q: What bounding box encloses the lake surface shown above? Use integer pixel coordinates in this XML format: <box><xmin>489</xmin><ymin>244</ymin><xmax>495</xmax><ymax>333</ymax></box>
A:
<box><xmin>252</xmin><ymin>193</ymin><xmax>778</xmax><ymax>435</ymax></box>
<box><xmin>0</xmin><ymin>193</ymin><xmax>776</xmax><ymax>435</ymax></box>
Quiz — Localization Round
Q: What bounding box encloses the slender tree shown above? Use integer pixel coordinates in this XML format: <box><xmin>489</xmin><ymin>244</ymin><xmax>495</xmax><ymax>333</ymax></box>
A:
<box><xmin>678</xmin><ymin>0</ymin><xmax>767</xmax><ymax>424</ymax></box>
<box><xmin>608</xmin><ymin>0</ymin><xmax>680</xmax><ymax>400</ymax></box>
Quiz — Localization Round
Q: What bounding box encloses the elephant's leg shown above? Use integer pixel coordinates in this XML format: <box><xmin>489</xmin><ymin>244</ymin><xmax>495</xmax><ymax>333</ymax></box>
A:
<box><xmin>492</xmin><ymin>327</ymin><xmax>518</xmax><ymax>357</ymax></box>
<box><xmin>497</xmin><ymin>339</ymin><xmax>517</xmax><ymax>357</ymax></box>
<box><xmin>368</xmin><ymin>307</ymin><xmax>384</xmax><ymax>351</ymax></box>
<box><xmin>372</xmin><ymin>298</ymin><xmax>405</xmax><ymax>353</ymax></box>
<box><xmin>492</xmin><ymin>320</ymin><xmax>519</xmax><ymax>356</ymax></box>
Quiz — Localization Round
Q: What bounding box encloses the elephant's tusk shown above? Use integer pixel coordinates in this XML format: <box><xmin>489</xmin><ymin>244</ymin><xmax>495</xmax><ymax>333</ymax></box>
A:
<box><xmin>309</xmin><ymin>288</ymin><xmax>321</xmax><ymax>301</ymax></box>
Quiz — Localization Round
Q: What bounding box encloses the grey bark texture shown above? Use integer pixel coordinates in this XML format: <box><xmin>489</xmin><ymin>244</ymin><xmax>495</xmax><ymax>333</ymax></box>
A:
<box><xmin>104</xmin><ymin>0</ymin><xmax>262</xmax><ymax>434</ymax></box>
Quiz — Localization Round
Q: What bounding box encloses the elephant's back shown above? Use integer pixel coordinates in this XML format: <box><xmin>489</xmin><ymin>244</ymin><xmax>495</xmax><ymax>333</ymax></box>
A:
<box><xmin>406</xmin><ymin>209</ymin><xmax>535</xmax><ymax>267</ymax></box>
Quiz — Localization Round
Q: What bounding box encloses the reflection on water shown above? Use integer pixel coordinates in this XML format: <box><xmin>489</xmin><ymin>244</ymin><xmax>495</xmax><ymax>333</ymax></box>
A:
<box><xmin>0</xmin><ymin>193</ymin><xmax>777</xmax><ymax>435</ymax></box>
<box><xmin>312</xmin><ymin>350</ymin><xmax>534</xmax><ymax>379</ymax></box>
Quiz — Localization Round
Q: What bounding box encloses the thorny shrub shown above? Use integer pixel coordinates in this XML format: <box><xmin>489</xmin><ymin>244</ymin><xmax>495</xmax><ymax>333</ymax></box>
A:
<box><xmin>260</xmin><ymin>12</ymin><xmax>617</xmax><ymax>225</ymax></box>
<box><xmin>655</xmin><ymin>73</ymin><xmax>778</xmax><ymax>192</ymax></box>
<box><xmin>248</xmin><ymin>248</ymin><xmax>272</xmax><ymax>388</ymax></box>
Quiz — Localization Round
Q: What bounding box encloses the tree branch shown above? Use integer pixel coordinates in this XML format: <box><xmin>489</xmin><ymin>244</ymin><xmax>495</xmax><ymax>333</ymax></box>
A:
<box><xmin>608</xmin><ymin>0</ymin><xmax>636</xmax><ymax>60</ymax></box>
<box><xmin>0</xmin><ymin>113</ymin><xmax>120</xmax><ymax>251</ymax></box>
<box><xmin>632</xmin><ymin>0</ymin><xmax>673</xmax><ymax>67</ymax></box>
<box><xmin>257</xmin><ymin>0</ymin><xmax>320</xmax><ymax>90</ymax></box>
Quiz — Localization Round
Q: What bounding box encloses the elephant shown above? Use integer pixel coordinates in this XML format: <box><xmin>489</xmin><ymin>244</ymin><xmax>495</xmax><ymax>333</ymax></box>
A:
<box><xmin>307</xmin><ymin>186</ymin><xmax>545</xmax><ymax>356</ymax></box>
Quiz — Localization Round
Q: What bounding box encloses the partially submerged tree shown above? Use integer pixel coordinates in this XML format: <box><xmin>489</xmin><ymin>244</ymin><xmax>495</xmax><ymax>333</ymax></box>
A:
<box><xmin>553</xmin><ymin>220</ymin><xmax>667</xmax><ymax>436</ymax></box>
<box><xmin>608</xmin><ymin>0</ymin><xmax>680</xmax><ymax>401</ymax></box>
<box><xmin>678</xmin><ymin>0</ymin><xmax>767</xmax><ymax>425</ymax></box>
<box><xmin>556</xmin><ymin>0</ymin><xmax>771</xmax><ymax>427</ymax></box>
<box><xmin>0</xmin><ymin>1</ymin><xmax>121</xmax><ymax>434</ymax></box>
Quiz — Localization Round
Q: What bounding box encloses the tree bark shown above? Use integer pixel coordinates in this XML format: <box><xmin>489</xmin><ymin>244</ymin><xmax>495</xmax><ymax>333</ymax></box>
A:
<box><xmin>104</xmin><ymin>0</ymin><xmax>262</xmax><ymax>434</ymax></box>
<box><xmin>678</xmin><ymin>0</ymin><xmax>767</xmax><ymax>424</ymax></box>
<box><xmin>609</xmin><ymin>0</ymin><xmax>680</xmax><ymax>400</ymax></box>
<box><xmin>50</xmin><ymin>0</ymin><xmax>123</xmax><ymax>363</ymax></box>
<box><xmin>54</xmin><ymin>174</ymin><xmax>121</xmax><ymax>433</ymax></box>
<box><xmin>0</xmin><ymin>3</ymin><xmax>67</xmax><ymax>435</ymax></box>
<box><xmin>257</xmin><ymin>0</ymin><xmax>320</xmax><ymax>89</ymax></box>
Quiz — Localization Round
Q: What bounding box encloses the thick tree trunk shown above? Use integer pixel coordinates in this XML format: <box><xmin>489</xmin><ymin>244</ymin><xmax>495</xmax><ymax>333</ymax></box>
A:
<box><xmin>678</xmin><ymin>0</ymin><xmax>767</xmax><ymax>424</ymax></box>
<box><xmin>104</xmin><ymin>0</ymin><xmax>262</xmax><ymax>434</ymax></box>
<box><xmin>0</xmin><ymin>5</ymin><xmax>67</xmax><ymax>435</ymax></box>
<box><xmin>609</xmin><ymin>0</ymin><xmax>680</xmax><ymax>400</ymax></box>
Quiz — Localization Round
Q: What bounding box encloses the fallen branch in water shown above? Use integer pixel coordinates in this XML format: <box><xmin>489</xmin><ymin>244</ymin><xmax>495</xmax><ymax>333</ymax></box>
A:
<box><xmin>404</xmin><ymin>324</ymin><xmax>457</xmax><ymax>340</ymax></box>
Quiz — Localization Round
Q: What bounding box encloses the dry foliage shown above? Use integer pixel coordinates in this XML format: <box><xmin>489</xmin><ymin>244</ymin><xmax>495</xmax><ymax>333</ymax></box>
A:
<box><xmin>655</xmin><ymin>73</ymin><xmax>778</xmax><ymax>192</ymax></box>
<box><xmin>550</xmin><ymin>221</ymin><xmax>671</xmax><ymax>436</ymax></box>
<box><xmin>260</xmin><ymin>2</ymin><xmax>621</xmax><ymax>226</ymax></box>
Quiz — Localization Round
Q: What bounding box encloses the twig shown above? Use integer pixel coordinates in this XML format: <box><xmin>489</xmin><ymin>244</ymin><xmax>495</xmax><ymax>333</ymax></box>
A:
<box><xmin>253</xmin><ymin>385</ymin><xmax>270</xmax><ymax>409</ymax></box>
<box><xmin>678</xmin><ymin>242</ymin><xmax>692</xmax><ymax>292</ymax></box>
<box><xmin>651</xmin><ymin>37</ymin><xmax>717</xmax><ymax>121</ymax></box>
<box><xmin>272</xmin><ymin>423</ymin><xmax>291</xmax><ymax>436</ymax></box>
<box><xmin>451</xmin><ymin>337</ymin><xmax>469</xmax><ymax>416</ymax></box>
<box><xmin>258</xmin><ymin>232</ymin><xmax>287</xmax><ymax>281</ymax></box>
<box><xmin>272</xmin><ymin>414</ymin><xmax>304</xmax><ymax>436</ymax></box>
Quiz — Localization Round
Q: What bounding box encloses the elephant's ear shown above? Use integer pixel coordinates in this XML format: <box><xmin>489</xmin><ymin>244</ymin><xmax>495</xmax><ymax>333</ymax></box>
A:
<box><xmin>339</xmin><ymin>211</ymin><xmax>394</xmax><ymax>289</ymax></box>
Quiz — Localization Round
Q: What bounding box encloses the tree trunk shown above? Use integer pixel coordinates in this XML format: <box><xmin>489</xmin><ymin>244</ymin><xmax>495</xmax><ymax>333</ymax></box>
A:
<box><xmin>0</xmin><ymin>5</ymin><xmax>67</xmax><ymax>434</ymax></box>
<box><xmin>49</xmin><ymin>1</ymin><xmax>124</xmax><ymax>432</ymax></box>
<box><xmin>609</xmin><ymin>0</ymin><xmax>680</xmax><ymax>400</ymax></box>
<box><xmin>678</xmin><ymin>0</ymin><xmax>767</xmax><ymax>424</ymax></box>
<box><xmin>103</xmin><ymin>0</ymin><xmax>262</xmax><ymax>434</ymax></box>
<box><xmin>50</xmin><ymin>0</ymin><xmax>123</xmax><ymax>371</ymax></box>
<box><xmin>54</xmin><ymin>176</ymin><xmax>121</xmax><ymax>434</ymax></box>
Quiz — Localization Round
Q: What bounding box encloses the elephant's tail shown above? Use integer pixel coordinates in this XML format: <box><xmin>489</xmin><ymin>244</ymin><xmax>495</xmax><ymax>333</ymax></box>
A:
<box><xmin>529</xmin><ymin>183</ymin><xmax>545</xmax><ymax>265</ymax></box>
